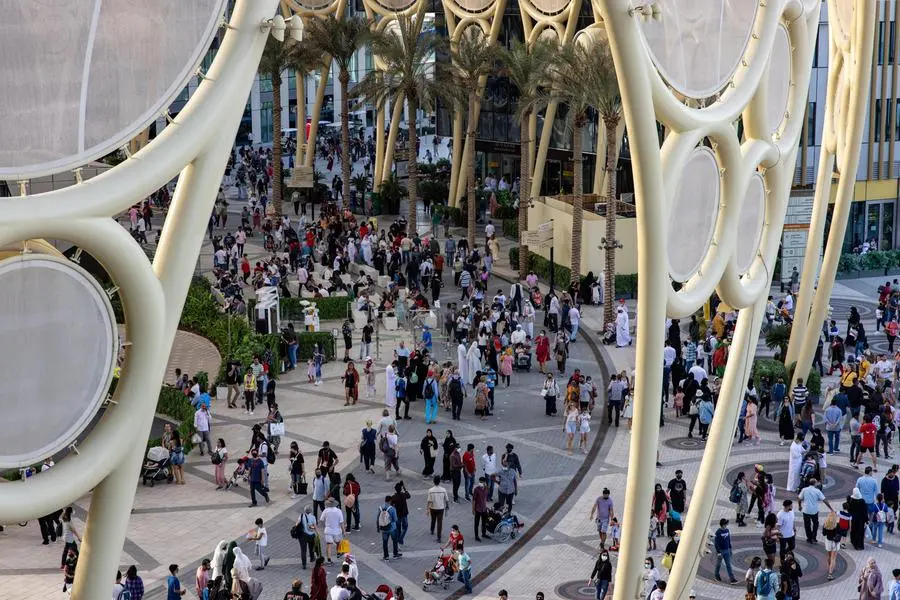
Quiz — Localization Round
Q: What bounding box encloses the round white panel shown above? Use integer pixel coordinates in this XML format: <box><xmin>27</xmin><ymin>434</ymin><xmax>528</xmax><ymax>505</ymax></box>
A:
<box><xmin>453</xmin><ymin>0</ymin><xmax>496</xmax><ymax>13</ymax></box>
<box><xmin>736</xmin><ymin>173</ymin><xmax>766</xmax><ymax>273</ymax></box>
<box><xmin>527</xmin><ymin>0</ymin><xmax>569</xmax><ymax>17</ymax></box>
<box><xmin>766</xmin><ymin>24</ymin><xmax>792</xmax><ymax>134</ymax></box>
<box><xmin>634</xmin><ymin>0</ymin><xmax>759</xmax><ymax>99</ymax></box>
<box><xmin>0</xmin><ymin>0</ymin><xmax>226</xmax><ymax>179</ymax></box>
<box><xmin>668</xmin><ymin>146</ymin><xmax>721</xmax><ymax>281</ymax></box>
<box><xmin>0</xmin><ymin>255</ymin><xmax>117</xmax><ymax>468</ymax></box>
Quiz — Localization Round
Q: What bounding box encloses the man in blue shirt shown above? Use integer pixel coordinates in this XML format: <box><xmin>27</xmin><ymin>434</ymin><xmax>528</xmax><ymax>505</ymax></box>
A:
<box><xmin>857</xmin><ymin>467</ymin><xmax>880</xmax><ymax>511</ymax></box>
<box><xmin>772</xmin><ymin>377</ymin><xmax>787</xmax><ymax>407</ymax></box>
<box><xmin>484</xmin><ymin>366</ymin><xmax>497</xmax><ymax>412</ymax></box>
<box><xmin>713</xmin><ymin>518</ymin><xmax>738</xmax><ymax>584</ymax></box>
<box><xmin>824</xmin><ymin>398</ymin><xmax>844</xmax><ymax>454</ymax></box>
<box><xmin>247</xmin><ymin>450</ymin><xmax>270</xmax><ymax>507</ymax></box>
<box><xmin>167</xmin><ymin>563</ymin><xmax>185</xmax><ymax>599</ymax></box>
<box><xmin>376</xmin><ymin>496</ymin><xmax>402</xmax><ymax>560</ymax></box>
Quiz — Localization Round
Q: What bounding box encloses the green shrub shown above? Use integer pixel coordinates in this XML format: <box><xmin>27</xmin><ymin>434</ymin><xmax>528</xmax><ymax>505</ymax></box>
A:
<box><xmin>838</xmin><ymin>253</ymin><xmax>860</xmax><ymax>273</ymax></box>
<box><xmin>510</xmin><ymin>246</ymin><xmax>637</xmax><ymax>297</ymax></box>
<box><xmin>493</xmin><ymin>205</ymin><xmax>517</xmax><ymax>220</ymax></box>
<box><xmin>859</xmin><ymin>251</ymin><xmax>891</xmax><ymax>270</ymax></box>
<box><xmin>752</xmin><ymin>358</ymin><xmax>788</xmax><ymax>389</ymax></box>
<box><xmin>155</xmin><ymin>386</ymin><xmax>197</xmax><ymax>452</ymax></box>
<box><xmin>502</xmin><ymin>219</ymin><xmax>518</xmax><ymax>240</ymax></box>
<box><xmin>615</xmin><ymin>273</ymin><xmax>639</xmax><ymax>297</ymax></box>
<box><xmin>298</xmin><ymin>332</ymin><xmax>337</xmax><ymax>361</ymax></box>
<box><xmin>435</xmin><ymin>204</ymin><xmax>464</xmax><ymax>227</ymax></box>
<box><xmin>764</xmin><ymin>323</ymin><xmax>792</xmax><ymax>360</ymax></box>
<box><xmin>276</xmin><ymin>297</ymin><xmax>349</xmax><ymax>322</ymax></box>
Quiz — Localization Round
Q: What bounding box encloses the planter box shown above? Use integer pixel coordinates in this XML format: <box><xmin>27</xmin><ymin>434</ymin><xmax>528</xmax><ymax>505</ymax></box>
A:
<box><xmin>860</xmin><ymin>269</ymin><xmax>885</xmax><ymax>278</ymax></box>
<box><xmin>835</xmin><ymin>270</ymin><xmax>859</xmax><ymax>280</ymax></box>
<box><xmin>887</xmin><ymin>268</ymin><xmax>900</xmax><ymax>277</ymax></box>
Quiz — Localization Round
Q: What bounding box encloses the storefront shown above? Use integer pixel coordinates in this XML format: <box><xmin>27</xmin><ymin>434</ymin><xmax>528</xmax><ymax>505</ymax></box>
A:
<box><xmin>843</xmin><ymin>199</ymin><xmax>897</xmax><ymax>251</ymax></box>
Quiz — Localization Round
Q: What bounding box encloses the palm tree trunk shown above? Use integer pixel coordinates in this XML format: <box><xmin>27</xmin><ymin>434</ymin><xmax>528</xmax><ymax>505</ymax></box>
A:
<box><xmin>603</xmin><ymin>117</ymin><xmax>619</xmax><ymax>326</ymax></box>
<box><xmin>407</xmin><ymin>95</ymin><xmax>419</xmax><ymax>235</ymax></box>
<box><xmin>518</xmin><ymin>111</ymin><xmax>530</xmax><ymax>280</ymax></box>
<box><xmin>272</xmin><ymin>73</ymin><xmax>283</xmax><ymax>218</ymax></box>
<box><xmin>570</xmin><ymin>118</ymin><xmax>583</xmax><ymax>286</ymax></box>
<box><xmin>340</xmin><ymin>69</ymin><xmax>352</xmax><ymax>210</ymax></box>
<box><xmin>466</xmin><ymin>90</ymin><xmax>477</xmax><ymax>251</ymax></box>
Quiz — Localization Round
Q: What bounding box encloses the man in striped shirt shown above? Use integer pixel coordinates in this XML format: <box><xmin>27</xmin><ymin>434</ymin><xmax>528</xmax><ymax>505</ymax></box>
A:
<box><xmin>683</xmin><ymin>340</ymin><xmax>697</xmax><ymax>370</ymax></box>
<box><xmin>791</xmin><ymin>378</ymin><xmax>808</xmax><ymax>413</ymax></box>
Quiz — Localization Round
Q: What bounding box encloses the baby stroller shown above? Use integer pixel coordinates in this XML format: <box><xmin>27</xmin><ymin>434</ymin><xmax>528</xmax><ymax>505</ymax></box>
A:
<box><xmin>601</xmin><ymin>322</ymin><xmax>616</xmax><ymax>345</ymax></box>
<box><xmin>514</xmin><ymin>346</ymin><xmax>532</xmax><ymax>372</ymax></box>
<box><xmin>483</xmin><ymin>505</ymin><xmax>524</xmax><ymax>543</ymax></box>
<box><xmin>422</xmin><ymin>550</ymin><xmax>457</xmax><ymax>591</ymax></box>
<box><xmin>224</xmin><ymin>456</ymin><xmax>250</xmax><ymax>490</ymax></box>
<box><xmin>365</xmin><ymin>584</ymin><xmax>394</xmax><ymax>600</ymax></box>
<box><xmin>141</xmin><ymin>446</ymin><xmax>174</xmax><ymax>487</ymax></box>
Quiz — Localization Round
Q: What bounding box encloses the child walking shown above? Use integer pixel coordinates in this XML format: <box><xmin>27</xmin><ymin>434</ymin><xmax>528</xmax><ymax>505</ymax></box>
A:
<box><xmin>578</xmin><ymin>409</ymin><xmax>591</xmax><ymax>454</ymax></box>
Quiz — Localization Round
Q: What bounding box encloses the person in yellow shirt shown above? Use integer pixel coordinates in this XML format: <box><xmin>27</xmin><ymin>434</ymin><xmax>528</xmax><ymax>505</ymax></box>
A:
<box><xmin>858</xmin><ymin>355</ymin><xmax>871</xmax><ymax>381</ymax></box>
<box><xmin>711</xmin><ymin>312</ymin><xmax>725</xmax><ymax>339</ymax></box>
<box><xmin>840</xmin><ymin>366</ymin><xmax>857</xmax><ymax>391</ymax></box>
<box><xmin>243</xmin><ymin>371</ymin><xmax>257</xmax><ymax>416</ymax></box>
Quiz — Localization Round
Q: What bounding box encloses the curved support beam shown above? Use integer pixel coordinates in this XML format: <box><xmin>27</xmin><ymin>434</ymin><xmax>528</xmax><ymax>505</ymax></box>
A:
<box><xmin>793</xmin><ymin>0</ymin><xmax>876</xmax><ymax>382</ymax></box>
<box><xmin>664</xmin><ymin>300</ymin><xmax>766</xmax><ymax>599</ymax></box>
<box><xmin>596</xmin><ymin>3</ymin><xmax>668</xmax><ymax>600</ymax></box>
<box><xmin>304</xmin><ymin>64</ymin><xmax>332</xmax><ymax>167</ymax></box>
<box><xmin>381</xmin><ymin>94</ymin><xmax>407</xmax><ymax>183</ymax></box>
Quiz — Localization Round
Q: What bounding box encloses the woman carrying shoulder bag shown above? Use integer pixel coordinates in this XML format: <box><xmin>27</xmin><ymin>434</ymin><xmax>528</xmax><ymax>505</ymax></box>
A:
<box><xmin>541</xmin><ymin>374</ymin><xmax>559</xmax><ymax>417</ymax></box>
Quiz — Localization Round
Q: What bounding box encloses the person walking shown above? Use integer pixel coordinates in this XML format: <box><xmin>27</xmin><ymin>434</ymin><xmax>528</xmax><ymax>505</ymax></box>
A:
<box><xmin>420</xmin><ymin>429</ymin><xmax>438</xmax><ymax>478</ymax></box>
<box><xmin>124</xmin><ymin>565</ymin><xmax>145</xmax><ymax>600</ymax></box>
<box><xmin>343</xmin><ymin>474</ymin><xmax>361</xmax><ymax>532</ymax></box>
<box><xmin>376</xmin><ymin>496</ymin><xmax>402</xmax><ymax>560</ymax></box>
<box><xmin>295</xmin><ymin>506</ymin><xmax>318</xmax><ymax>570</ymax></box>
<box><xmin>754</xmin><ymin>558</ymin><xmax>780</xmax><ymax>600</ymax></box>
<box><xmin>777</xmin><ymin>500</ymin><xmax>797</xmax><ymax>559</ymax></box>
<box><xmin>423</xmin><ymin>371</ymin><xmax>440</xmax><ymax>424</ymax></box>
<box><xmin>426</xmin><ymin>475</ymin><xmax>450</xmax><ymax>542</ymax></box>
<box><xmin>463</xmin><ymin>444</ymin><xmax>476</xmax><ymax>500</ymax></box>
<box><xmin>194</xmin><ymin>404</ymin><xmax>213</xmax><ymax>456</ymax></box>
<box><xmin>798</xmin><ymin>478</ymin><xmax>832</xmax><ymax>544</ymax></box>
<box><xmin>392</xmin><ymin>481</ymin><xmax>411</xmax><ymax>545</ymax></box>
<box><xmin>319</xmin><ymin>499</ymin><xmax>345</xmax><ymax>565</ymax></box>
<box><xmin>472</xmin><ymin>477</ymin><xmax>490</xmax><ymax>542</ymax></box>
<box><xmin>780</xmin><ymin>551</ymin><xmax>803</xmax><ymax>600</ymax></box>
<box><xmin>455</xmin><ymin>548</ymin><xmax>473</xmax><ymax>594</ymax></box>
<box><xmin>542</xmin><ymin>373</ymin><xmax>560</xmax><ymax>417</ymax></box>
<box><xmin>588</xmin><ymin>550</ymin><xmax>613</xmax><ymax>600</ymax></box>
<box><xmin>713</xmin><ymin>518</ymin><xmax>739</xmax><ymax>584</ymax></box>
<box><xmin>246</xmin><ymin>518</ymin><xmax>269</xmax><ymax>570</ymax></box>
<box><xmin>212</xmin><ymin>438</ymin><xmax>229</xmax><ymax>490</ymax></box>
<box><xmin>590</xmin><ymin>488</ymin><xmax>615</xmax><ymax>550</ymax></box>
<box><xmin>247</xmin><ymin>449</ymin><xmax>270</xmax><ymax>507</ymax></box>
<box><xmin>449</xmin><ymin>369</ymin><xmax>465</xmax><ymax>420</ymax></box>
<box><xmin>450</xmin><ymin>444</ymin><xmax>464</xmax><ymax>502</ymax></box>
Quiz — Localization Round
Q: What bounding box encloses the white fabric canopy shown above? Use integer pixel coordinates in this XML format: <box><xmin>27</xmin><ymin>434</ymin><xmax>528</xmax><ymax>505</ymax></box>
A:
<box><xmin>634</xmin><ymin>0</ymin><xmax>759</xmax><ymax>99</ymax></box>
<box><xmin>0</xmin><ymin>257</ymin><xmax>116</xmax><ymax>468</ymax></box>
<box><xmin>766</xmin><ymin>24</ymin><xmax>793</xmax><ymax>134</ymax></box>
<box><xmin>736</xmin><ymin>172</ymin><xmax>766</xmax><ymax>274</ymax></box>
<box><xmin>668</xmin><ymin>146</ymin><xmax>720</xmax><ymax>281</ymax></box>
<box><xmin>0</xmin><ymin>0</ymin><xmax>226</xmax><ymax>179</ymax></box>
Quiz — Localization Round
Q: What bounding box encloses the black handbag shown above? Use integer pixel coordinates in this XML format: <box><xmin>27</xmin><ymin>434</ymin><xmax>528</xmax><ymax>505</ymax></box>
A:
<box><xmin>297</xmin><ymin>475</ymin><xmax>308</xmax><ymax>495</ymax></box>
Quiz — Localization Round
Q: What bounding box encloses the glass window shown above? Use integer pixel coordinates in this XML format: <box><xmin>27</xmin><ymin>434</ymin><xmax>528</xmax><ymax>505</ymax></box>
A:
<box><xmin>260</xmin><ymin>101</ymin><xmax>273</xmax><ymax>143</ymax></box>
<box><xmin>875</xmin><ymin>99</ymin><xmax>883</xmax><ymax>142</ymax></box>
<box><xmin>882</xmin><ymin>202</ymin><xmax>895</xmax><ymax>249</ymax></box>
<box><xmin>806</xmin><ymin>101</ymin><xmax>816</xmax><ymax>146</ymax></box>
<box><xmin>879</xmin><ymin>21</ymin><xmax>886</xmax><ymax>65</ymax></box>
<box><xmin>891</xmin><ymin>21</ymin><xmax>897</xmax><ymax>63</ymax></box>
<box><xmin>887</xmin><ymin>98</ymin><xmax>894</xmax><ymax>141</ymax></box>
<box><xmin>260</xmin><ymin>75</ymin><xmax>273</xmax><ymax>94</ymax></box>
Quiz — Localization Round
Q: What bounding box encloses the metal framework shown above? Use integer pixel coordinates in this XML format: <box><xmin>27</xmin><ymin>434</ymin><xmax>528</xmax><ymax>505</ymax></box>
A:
<box><xmin>588</xmin><ymin>1</ymin><xmax>876</xmax><ymax>599</ymax></box>
<box><xmin>0</xmin><ymin>1</ymin><xmax>278</xmax><ymax>598</ymax></box>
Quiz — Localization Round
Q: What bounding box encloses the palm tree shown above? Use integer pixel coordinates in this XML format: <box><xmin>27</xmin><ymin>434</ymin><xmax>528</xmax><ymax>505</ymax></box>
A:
<box><xmin>257</xmin><ymin>36</ymin><xmax>290</xmax><ymax>218</ymax></box>
<box><xmin>543</xmin><ymin>41</ymin><xmax>613</xmax><ymax>287</ymax></box>
<box><xmin>353</xmin><ymin>15</ymin><xmax>453</xmax><ymax>234</ymax></box>
<box><xmin>259</xmin><ymin>37</ymin><xmax>323</xmax><ymax>217</ymax></box>
<box><xmin>593</xmin><ymin>43</ymin><xmax>623</xmax><ymax>327</ymax></box>
<box><xmin>306</xmin><ymin>15</ymin><xmax>374</xmax><ymax>209</ymax></box>
<box><xmin>499</xmin><ymin>38</ymin><xmax>554</xmax><ymax>279</ymax></box>
<box><xmin>448</xmin><ymin>27</ymin><xmax>498</xmax><ymax>251</ymax></box>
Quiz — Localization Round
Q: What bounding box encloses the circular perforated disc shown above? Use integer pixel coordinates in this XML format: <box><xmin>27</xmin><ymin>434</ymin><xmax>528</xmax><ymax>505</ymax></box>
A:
<box><xmin>0</xmin><ymin>0</ymin><xmax>226</xmax><ymax>179</ymax></box>
<box><xmin>633</xmin><ymin>0</ymin><xmax>759</xmax><ymax>99</ymax></box>
<box><xmin>527</xmin><ymin>0</ymin><xmax>569</xmax><ymax>17</ymax></box>
<box><xmin>668</xmin><ymin>146</ymin><xmax>721</xmax><ymax>281</ymax></box>
<box><xmin>0</xmin><ymin>255</ymin><xmax>117</xmax><ymax>468</ymax></box>
<box><xmin>766</xmin><ymin>24</ymin><xmax>792</xmax><ymax>134</ymax></box>
<box><xmin>451</xmin><ymin>0</ymin><xmax>496</xmax><ymax>14</ymax></box>
<box><xmin>736</xmin><ymin>173</ymin><xmax>766</xmax><ymax>273</ymax></box>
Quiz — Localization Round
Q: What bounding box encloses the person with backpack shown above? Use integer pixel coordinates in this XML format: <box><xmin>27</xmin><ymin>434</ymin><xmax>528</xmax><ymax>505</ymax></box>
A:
<box><xmin>754</xmin><ymin>558</ymin><xmax>779</xmax><ymax>600</ymax></box>
<box><xmin>376</xmin><ymin>495</ymin><xmax>402</xmax><ymax>560</ymax></box>
<box><xmin>423</xmin><ymin>372</ymin><xmax>440</xmax><ymax>424</ymax></box>
<box><xmin>730</xmin><ymin>472</ymin><xmax>750</xmax><ymax>527</ymax></box>
<box><xmin>113</xmin><ymin>570</ymin><xmax>128</xmax><ymax>600</ymax></box>
<box><xmin>382</xmin><ymin>424</ymin><xmax>400</xmax><ymax>481</ymax></box>
<box><xmin>395</xmin><ymin>373</ymin><xmax>409</xmax><ymax>420</ymax></box>
<box><xmin>448</xmin><ymin>369</ymin><xmax>465</xmax><ymax>421</ymax></box>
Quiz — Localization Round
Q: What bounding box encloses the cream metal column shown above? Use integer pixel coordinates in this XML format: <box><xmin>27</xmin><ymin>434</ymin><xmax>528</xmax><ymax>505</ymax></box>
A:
<box><xmin>595</xmin><ymin>3</ymin><xmax>667</xmax><ymax>598</ymax></box>
<box><xmin>792</xmin><ymin>0</ymin><xmax>877</xmax><ymax>384</ymax></box>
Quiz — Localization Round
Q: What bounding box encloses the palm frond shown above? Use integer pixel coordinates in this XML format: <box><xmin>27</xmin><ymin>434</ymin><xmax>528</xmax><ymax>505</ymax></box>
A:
<box><xmin>305</xmin><ymin>15</ymin><xmax>375</xmax><ymax>71</ymax></box>
<box><xmin>498</xmin><ymin>38</ymin><xmax>555</xmax><ymax>121</ymax></box>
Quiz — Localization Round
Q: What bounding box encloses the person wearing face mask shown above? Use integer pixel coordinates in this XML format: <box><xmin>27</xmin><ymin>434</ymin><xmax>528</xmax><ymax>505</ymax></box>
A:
<box><xmin>642</xmin><ymin>557</ymin><xmax>659</xmax><ymax>599</ymax></box>
<box><xmin>542</xmin><ymin>373</ymin><xmax>560</xmax><ymax>416</ymax></box>
<box><xmin>662</xmin><ymin>532</ymin><xmax>679</xmax><ymax>573</ymax></box>
<box><xmin>588</xmin><ymin>551</ymin><xmax>613</xmax><ymax>600</ymax></box>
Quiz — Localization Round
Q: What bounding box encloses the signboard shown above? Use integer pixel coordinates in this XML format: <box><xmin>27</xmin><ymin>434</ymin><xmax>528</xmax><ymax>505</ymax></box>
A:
<box><xmin>780</xmin><ymin>194</ymin><xmax>819</xmax><ymax>283</ymax></box>
<box><xmin>288</xmin><ymin>165</ymin><xmax>314</xmax><ymax>189</ymax></box>
<box><xmin>523</xmin><ymin>221</ymin><xmax>554</xmax><ymax>247</ymax></box>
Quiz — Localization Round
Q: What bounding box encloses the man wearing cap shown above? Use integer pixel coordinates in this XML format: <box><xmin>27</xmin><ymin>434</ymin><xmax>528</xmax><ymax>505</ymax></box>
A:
<box><xmin>589</xmin><ymin>488</ymin><xmax>615</xmax><ymax>549</ymax></box>
<box><xmin>713</xmin><ymin>518</ymin><xmax>738</xmax><ymax>584</ymax></box>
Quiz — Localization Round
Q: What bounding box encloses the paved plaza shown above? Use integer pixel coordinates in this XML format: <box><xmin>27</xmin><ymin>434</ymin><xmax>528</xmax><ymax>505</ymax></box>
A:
<box><xmin>4</xmin><ymin>150</ymin><xmax>898</xmax><ymax>599</ymax></box>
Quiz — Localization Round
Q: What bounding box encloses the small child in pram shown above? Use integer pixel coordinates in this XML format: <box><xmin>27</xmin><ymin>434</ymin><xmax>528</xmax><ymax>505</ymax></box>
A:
<box><xmin>224</xmin><ymin>456</ymin><xmax>249</xmax><ymax>490</ymax></box>
<box><xmin>422</xmin><ymin>549</ymin><xmax>457</xmax><ymax>591</ymax></box>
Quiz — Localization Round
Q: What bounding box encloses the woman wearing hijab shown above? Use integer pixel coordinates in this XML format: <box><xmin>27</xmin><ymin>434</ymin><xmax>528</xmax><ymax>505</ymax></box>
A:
<box><xmin>457</xmin><ymin>342</ymin><xmax>469</xmax><ymax>384</ymax></box>
<box><xmin>858</xmin><ymin>557</ymin><xmax>884</xmax><ymax>600</ymax></box>
<box><xmin>311</xmin><ymin>557</ymin><xmax>328</xmax><ymax>600</ymax></box>
<box><xmin>441</xmin><ymin>430</ymin><xmax>457</xmax><ymax>482</ymax></box>
<box><xmin>466</xmin><ymin>342</ymin><xmax>481</xmax><ymax>387</ymax></box>
<box><xmin>848</xmin><ymin>488</ymin><xmax>870</xmax><ymax>550</ymax></box>
<box><xmin>420</xmin><ymin>429</ymin><xmax>438</xmax><ymax>477</ymax></box>
<box><xmin>222</xmin><ymin>540</ymin><xmax>237</xmax><ymax>590</ymax></box>
<box><xmin>211</xmin><ymin>540</ymin><xmax>228</xmax><ymax>581</ymax></box>
<box><xmin>230</xmin><ymin>567</ymin><xmax>250</xmax><ymax>600</ymax></box>
<box><xmin>231</xmin><ymin>547</ymin><xmax>252</xmax><ymax>583</ymax></box>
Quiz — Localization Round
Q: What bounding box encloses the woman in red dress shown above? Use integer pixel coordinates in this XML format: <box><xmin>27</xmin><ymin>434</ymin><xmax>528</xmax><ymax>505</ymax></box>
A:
<box><xmin>535</xmin><ymin>331</ymin><xmax>551</xmax><ymax>374</ymax></box>
<box><xmin>310</xmin><ymin>557</ymin><xmax>327</xmax><ymax>600</ymax></box>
